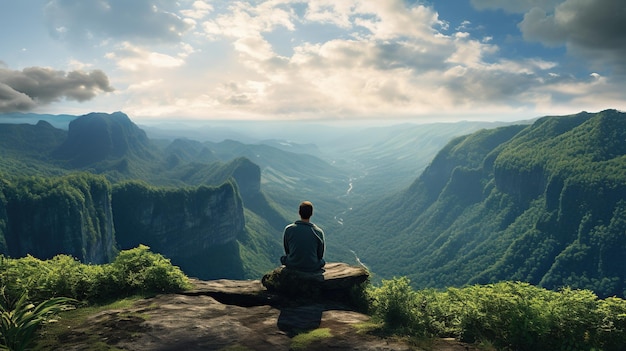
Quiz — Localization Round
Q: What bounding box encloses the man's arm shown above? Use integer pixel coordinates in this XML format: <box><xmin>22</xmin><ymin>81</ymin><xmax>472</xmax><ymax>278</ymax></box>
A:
<box><xmin>317</xmin><ymin>229</ymin><xmax>325</xmax><ymax>259</ymax></box>
<box><xmin>283</xmin><ymin>228</ymin><xmax>290</xmax><ymax>254</ymax></box>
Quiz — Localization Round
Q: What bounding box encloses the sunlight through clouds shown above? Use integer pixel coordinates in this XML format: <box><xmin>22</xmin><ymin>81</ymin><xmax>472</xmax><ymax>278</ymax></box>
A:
<box><xmin>0</xmin><ymin>0</ymin><xmax>624</xmax><ymax>120</ymax></box>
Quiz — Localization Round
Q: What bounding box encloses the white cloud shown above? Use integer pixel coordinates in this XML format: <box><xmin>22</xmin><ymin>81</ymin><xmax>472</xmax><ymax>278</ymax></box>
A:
<box><xmin>128</xmin><ymin>0</ymin><xmax>620</xmax><ymax>120</ymax></box>
<box><xmin>181</xmin><ymin>1</ymin><xmax>214</xmax><ymax>19</ymax></box>
<box><xmin>105</xmin><ymin>43</ymin><xmax>186</xmax><ymax>71</ymax></box>
<box><xmin>44</xmin><ymin>0</ymin><xmax>193</xmax><ymax>44</ymax></box>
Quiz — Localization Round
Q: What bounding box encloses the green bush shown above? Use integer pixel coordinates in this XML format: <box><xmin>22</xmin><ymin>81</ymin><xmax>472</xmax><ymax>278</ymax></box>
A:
<box><xmin>367</xmin><ymin>278</ymin><xmax>626</xmax><ymax>351</ymax></box>
<box><xmin>0</xmin><ymin>245</ymin><xmax>191</xmax><ymax>304</ymax></box>
<box><xmin>367</xmin><ymin>277</ymin><xmax>423</xmax><ymax>335</ymax></box>
<box><xmin>597</xmin><ymin>296</ymin><xmax>626</xmax><ymax>350</ymax></box>
<box><xmin>108</xmin><ymin>244</ymin><xmax>191</xmax><ymax>295</ymax></box>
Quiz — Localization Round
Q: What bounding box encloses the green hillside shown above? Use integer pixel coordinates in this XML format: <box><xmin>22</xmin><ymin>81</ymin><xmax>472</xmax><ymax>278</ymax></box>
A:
<box><xmin>0</xmin><ymin>112</ymin><xmax>290</xmax><ymax>279</ymax></box>
<box><xmin>341</xmin><ymin>109</ymin><xmax>626</xmax><ymax>298</ymax></box>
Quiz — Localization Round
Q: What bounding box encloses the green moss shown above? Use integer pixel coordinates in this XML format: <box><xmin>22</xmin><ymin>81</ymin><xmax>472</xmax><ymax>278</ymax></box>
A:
<box><xmin>290</xmin><ymin>328</ymin><xmax>332</xmax><ymax>350</ymax></box>
<box><xmin>218</xmin><ymin>345</ymin><xmax>254</xmax><ymax>351</ymax></box>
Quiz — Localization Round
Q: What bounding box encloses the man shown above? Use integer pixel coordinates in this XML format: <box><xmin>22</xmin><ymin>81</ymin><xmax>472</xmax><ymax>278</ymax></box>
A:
<box><xmin>280</xmin><ymin>201</ymin><xmax>326</xmax><ymax>272</ymax></box>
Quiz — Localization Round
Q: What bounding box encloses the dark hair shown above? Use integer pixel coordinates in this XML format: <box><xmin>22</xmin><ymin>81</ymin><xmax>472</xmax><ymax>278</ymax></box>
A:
<box><xmin>299</xmin><ymin>201</ymin><xmax>313</xmax><ymax>219</ymax></box>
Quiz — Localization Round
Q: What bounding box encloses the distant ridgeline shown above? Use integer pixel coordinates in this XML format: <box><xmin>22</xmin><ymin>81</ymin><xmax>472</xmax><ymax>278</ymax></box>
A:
<box><xmin>2</xmin><ymin>109</ymin><xmax>626</xmax><ymax>298</ymax></box>
<box><xmin>0</xmin><ymin>112</ymin><xmax>283</xmax><ymax>280</ymax></box>
<box><xmin>343</xmin><ymin>109</ymin><xmax>626</xmax><ymax>298</ymax></box>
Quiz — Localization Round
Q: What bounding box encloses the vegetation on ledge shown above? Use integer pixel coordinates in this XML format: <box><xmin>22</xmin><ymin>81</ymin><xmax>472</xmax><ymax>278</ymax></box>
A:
<box><xmin>2</xmin><ymin>249</ymin><xmax>625</xmax><ymax>350</ymax></box>
<box><xmin>0</xmin><ymin>245</ymin><xmax>191</xmax><ymax>305</ymax></box>
<box><xmin>367</xmin><ymin>277</ymin><xmax>626</xmax><ymax>351</ymax></box>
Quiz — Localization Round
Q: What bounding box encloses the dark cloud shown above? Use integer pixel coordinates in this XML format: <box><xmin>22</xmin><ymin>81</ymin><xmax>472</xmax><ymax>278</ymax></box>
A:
<box><xmin>519</xmin><ymin>0</ymin><xmax>626</xmax><ymax>74</ymax></box>
<box><xmin>444</xmin><ymin>69</ymin><xmax>539</xmax><ymax>107</ymax></box>
<box><xmin>0</xmin><ymin>67</ymin><xmax>114</xmax><ymax>112</ymax></box>
<box><xmin>44</xmin><ymin>0</ymin><xmax>192</xmax><ymax>44</ymax></box>
<box><xmin>470</xmin><ymin>0</ymin><xmax>562</xmax><ymax>13</ymax></box>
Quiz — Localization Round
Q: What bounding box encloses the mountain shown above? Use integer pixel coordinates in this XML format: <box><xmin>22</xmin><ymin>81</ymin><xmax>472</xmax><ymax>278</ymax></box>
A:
<box><xmin>53</xmin><ymin>111</ymin><xmax>158</xmax><ymax>168</ymax></box>
<box><xmin>0</xmin><ymin>112</ymin><xmax>76</xmax><ymax>129</ymax></box>
<box><xmin>0</xmin><ymin>112</ymin><xmax>281</xmax><ymax>279</ymax></box>
<box><xmin>340</xmin><ymin>109</ymin><xmax>626</xmax><ymax>298</ymax></box>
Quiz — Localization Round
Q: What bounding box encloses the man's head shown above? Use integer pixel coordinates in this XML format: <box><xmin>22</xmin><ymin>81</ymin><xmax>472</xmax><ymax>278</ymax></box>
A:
<box><xmin>299</xmin><ymin>201</ymin><xmax>314</xmax><ymax>220</ymax></box>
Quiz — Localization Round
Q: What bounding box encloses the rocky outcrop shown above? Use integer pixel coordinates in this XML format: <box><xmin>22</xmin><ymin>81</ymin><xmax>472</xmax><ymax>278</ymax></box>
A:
<box><xmin>261</xmin><ymin>262</ymin><xmax>370</xmax><ymax>306</ymax></box>
<box><xmin>38</xmin><ymin>266</ymin><xmax>478</xmax><ymax>350</ymax></box>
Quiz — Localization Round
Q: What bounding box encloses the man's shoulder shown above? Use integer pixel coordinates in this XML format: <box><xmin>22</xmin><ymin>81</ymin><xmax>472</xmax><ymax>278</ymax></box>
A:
<box><xmin>285</xmin><ymin>221</ymin><xmax>323</xmax><ymax>232</ymax></box>
<box><xmin>311</xmin><ymin>223</ymin><xmax>324</xmax><ymax>233</ymax></box>
<box><xmin>284</xmin><ymin>222</ymin><xmax>301</xmax><ymax>232</ymax></box>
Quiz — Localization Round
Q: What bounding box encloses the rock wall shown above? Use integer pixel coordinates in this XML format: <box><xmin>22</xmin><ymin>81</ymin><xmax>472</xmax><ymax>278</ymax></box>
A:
<box><xmin>1</xmin><ymin>174</ymin><xmax>116</xmax><ymax>264</ymax></box>
<box><xmin>112</xmin><ymin>180</ymin><xmax>245</xmax><ymax>269</ymax></box>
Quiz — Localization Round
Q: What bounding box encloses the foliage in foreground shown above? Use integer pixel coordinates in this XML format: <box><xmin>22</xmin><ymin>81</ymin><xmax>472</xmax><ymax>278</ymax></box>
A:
<box><xmin>0</xmin><ymin>291</ymin><xmax>75</xmax><ymax>351</ymax></box>
<box><xmin>368</xmin><ymin>277</ymin><xmax>626</xmax><ymax>351</ymax></box>
<box><xmin>0</xmin><ymin>245</ymin><xmax>191</xmax><ymax>304</ymax></box>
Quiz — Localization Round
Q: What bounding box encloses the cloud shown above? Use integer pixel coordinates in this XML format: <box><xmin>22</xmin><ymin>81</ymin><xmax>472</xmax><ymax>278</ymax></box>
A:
<box><xmin>28</xmin><ymin>0</ymin><xmax>622</xmax><ymax>120</ymax></box>
<box><xmin>519</xmin><ymin>0</ymin><xmax>626</xmax><ymax>74</ymax></box>
<box><xmin>470</xmin><ymin>0</ymin><xmax>626</xmax><ymax>76</ymax></box>
<box><xmin>180</xmin><ymin>1</ymin><xmax>214</xmax><ymax>20</ymax></box>
<box><xmin>189</xmin><ymin>0</ymin><xmax>563</xmax><ymax>118</ymax></box>
<box><xmin>0</xmin><ymin>67</ymin><xmax>114</xmax><ymax>112</ymax></box>
<box><xmin>470</xmin><ymin>0</ymin><xmax>562</xmax><ymax>13</ymax></box>
<box><xmin>44</xmin><ymin>0</ymin><xmax>193</xmax><ymax>44</ymax></box>
<box><xmin>105</xmin><ymin>42</ymin><xmax>186</xmax><ymax>71</ymax></box>
<box><xmin>0</xmin><ymin>83</ymin><xmax>36</xmax><ymax>112</ymax></box>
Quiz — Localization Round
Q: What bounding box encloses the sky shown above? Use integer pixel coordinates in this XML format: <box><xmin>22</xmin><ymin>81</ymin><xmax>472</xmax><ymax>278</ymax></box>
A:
<box><xmin>0</xmin><ymin>0</ymin><xmax>625</xmax><ymax>123</ymax></box>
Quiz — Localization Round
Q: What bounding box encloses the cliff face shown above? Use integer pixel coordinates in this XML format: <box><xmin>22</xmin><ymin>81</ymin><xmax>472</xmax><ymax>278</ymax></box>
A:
<box><xmin>346</xmin><ymin>109</ymin><xmax>626</xmax><ymax>298</ymax></box>
<box><xmin>0</xmin><ymin>174</ymin><xmax>116</xmax><ymax>264</ymax></box>
<box><xmin>112</xmin><ymin>180</ymin><xmax>246</xmax><ymax>279</ymax></box>
<box><xmin>0</xmin><ymin>112</ymin><xmax>271</xmax><ymax>279</ymax></box>
<box><xmin>0</xmin><ymin>172</ymin><xmax>247</xmax><ymax>277</ymax></box>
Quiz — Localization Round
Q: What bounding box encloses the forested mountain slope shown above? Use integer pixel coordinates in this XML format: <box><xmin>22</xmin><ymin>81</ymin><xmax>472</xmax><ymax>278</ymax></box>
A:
<box><xmin>341</xmin><ymin>109</ymin><xmax>626</xmax><ymax>298</ymax></box>
<box><xmin>0</xmin><ymin>112</ymin><xmax>289</xmax><ymax>279</ymax></box>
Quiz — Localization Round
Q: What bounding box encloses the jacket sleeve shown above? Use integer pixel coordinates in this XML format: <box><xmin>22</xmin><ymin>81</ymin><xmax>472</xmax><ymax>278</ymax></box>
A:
<box><xmin>317</xmin><ymin>228</ymin><xmax>325</xmax><ymax>259</ymax></box>
<box><xmin>283</xmin><ymin>228</ymin><xmax>290</xmax><ymax>254</ymax></box>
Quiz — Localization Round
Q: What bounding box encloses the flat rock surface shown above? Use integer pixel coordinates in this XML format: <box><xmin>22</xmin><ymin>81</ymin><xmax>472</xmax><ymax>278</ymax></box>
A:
<box><xmin>41</xmin><ymin>267</ymin><xmax>480</xmax><ymax>350</ymax></box>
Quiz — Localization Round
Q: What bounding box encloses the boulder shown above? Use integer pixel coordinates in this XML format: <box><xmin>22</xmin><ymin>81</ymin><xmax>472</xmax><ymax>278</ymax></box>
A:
<box><xmin>261</xmin><ymin>262</ymin><xmax>369</xmax><ymax>307</ymax></box>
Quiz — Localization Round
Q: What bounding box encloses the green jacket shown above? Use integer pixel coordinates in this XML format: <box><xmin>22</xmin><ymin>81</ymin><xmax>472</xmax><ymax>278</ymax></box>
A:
<box><xmin>282</xmin><ymin>220</ymin><xmax>325</xmax><ymax>272</ymax></box>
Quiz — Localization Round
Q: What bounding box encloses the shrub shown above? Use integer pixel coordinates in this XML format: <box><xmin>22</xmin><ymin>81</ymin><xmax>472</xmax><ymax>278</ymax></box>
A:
<box><xmin>108</xmin><ymin>245</ymin><xmax>191</xmax><ymax>295</ymax></box>
<box><xmin>0</xmin><ymin>246</ymin><xmax>191</xmax><ymax>304</ymax></box>
<box><xmin>366</xmin><ymin>278</ymin><xmax>626</xmax><ymax>351</ymax></box>
<box><xmin>597</xmin><ymin>296</ymin><xmax>626</xmax><ymax>351</ymax></box>
<box><xmin>367</xmin><ymin>277</ymin><xmax>423</xmax><ymax>334</ymax></box>
<box><xmin>0</xmin><ymin>290</ymin><xmax>75</xmax><ymax>351</ymax></box>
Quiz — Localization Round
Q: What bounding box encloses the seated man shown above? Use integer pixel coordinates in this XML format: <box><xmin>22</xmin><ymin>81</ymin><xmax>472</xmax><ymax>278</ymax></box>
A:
<box><xmin>280</xmin><ymin>201</ymin><xmax>326</xmax><ymax>272</ymax></box>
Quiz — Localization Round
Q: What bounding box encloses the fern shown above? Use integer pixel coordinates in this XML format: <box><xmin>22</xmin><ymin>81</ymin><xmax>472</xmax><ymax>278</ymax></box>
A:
<box><xmin>0</xmin><ymin>290</ymin><xmax>75</xmax><ymax>351</ymax></box>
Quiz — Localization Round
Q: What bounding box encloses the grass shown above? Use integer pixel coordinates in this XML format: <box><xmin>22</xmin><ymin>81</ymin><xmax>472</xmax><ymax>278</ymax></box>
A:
<box><xmin>290</xmin><ymin>328</ymin><xmax>333</xmax><ymax>350</ymax></box>
<box><xmin>31</xmin><ymin>296</ymin><xmax>145</xmax><ymax>351</ymax></box>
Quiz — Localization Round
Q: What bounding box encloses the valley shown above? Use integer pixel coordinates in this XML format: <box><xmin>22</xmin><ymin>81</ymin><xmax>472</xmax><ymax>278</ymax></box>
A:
<box><xmin>1</xmin><ymin>110</ymin><xmax>625</xmax><ymax>299</ymax></box>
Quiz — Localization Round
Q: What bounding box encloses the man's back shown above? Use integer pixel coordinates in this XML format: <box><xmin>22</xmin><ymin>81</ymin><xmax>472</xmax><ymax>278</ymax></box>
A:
<box><xmin>282</xmin><ymin>220</ymin><xmax>325</xmax><ymax>272</ymax></box>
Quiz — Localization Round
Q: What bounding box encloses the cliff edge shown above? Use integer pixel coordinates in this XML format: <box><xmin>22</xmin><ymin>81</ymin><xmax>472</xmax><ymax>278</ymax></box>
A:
<box><xmin>37</xmin><ymin>263</ymin><xmax>477</xmax><ymax>350</ymax></box>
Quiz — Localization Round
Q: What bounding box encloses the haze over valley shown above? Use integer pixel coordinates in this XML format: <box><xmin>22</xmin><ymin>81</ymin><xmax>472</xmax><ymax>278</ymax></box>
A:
<box><xmin>2</xmin><ymin>109</ymin><xmax>625</xmax><ymax>300</ymax></box>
